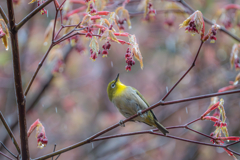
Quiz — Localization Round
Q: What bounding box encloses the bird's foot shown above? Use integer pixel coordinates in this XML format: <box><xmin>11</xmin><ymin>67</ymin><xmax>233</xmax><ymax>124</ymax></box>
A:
<box><xmin>119</xmin><ymin>120</ymin><xmax>125</xmax><ymax>127</ymax></box>
<box><xmin>137</xmin><ymin>110</ymin><xmax>143</xmax><ymax>116</ymax></box>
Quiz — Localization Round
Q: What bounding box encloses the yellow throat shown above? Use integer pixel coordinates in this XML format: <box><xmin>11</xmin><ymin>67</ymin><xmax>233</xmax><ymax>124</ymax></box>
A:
<box><xmin>107</xmin><ymin>74</ymin><xmax>127</xmax><ymax>101</ymax></box>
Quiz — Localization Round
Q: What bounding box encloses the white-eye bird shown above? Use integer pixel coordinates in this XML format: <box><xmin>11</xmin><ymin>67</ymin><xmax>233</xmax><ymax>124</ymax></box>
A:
<box><xmin>107</xmin><ymin>74</ymin><xmax>169</xmax><ymax>135</ymax></box>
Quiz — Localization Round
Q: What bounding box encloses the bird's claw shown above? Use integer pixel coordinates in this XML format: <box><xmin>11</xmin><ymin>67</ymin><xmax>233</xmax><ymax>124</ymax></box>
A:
<box><xmin>137</xmin><ymin>110</ymin><xmax>143</xmax><ymax>116</ymax></box>
<box><xmin>119</xmin><ymin>120</ymin><xmax>125</xmax><ymax>127</ymax></box>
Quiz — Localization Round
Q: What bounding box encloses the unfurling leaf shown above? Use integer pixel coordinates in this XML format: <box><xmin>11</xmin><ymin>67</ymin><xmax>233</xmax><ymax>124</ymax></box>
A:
<box><xmin>27</xmin><ymin>119</ymin><xmax>48</xmax><ymax>149</ymax></box>
<box><xmin>100</xmin><ymin>29</ymin><xmax>120</xmax><ymax>43</ymax></box>
<box><xmin>80</xmin><ymin>14</ymin><xmax>91</xmax><ymax>26</ymax></box>
<box><xmin>28</xmin><ymin>0</ymin><xmax>37</xmax><ymax>4</ymax></box>
<box><xmin>129</xmin><ymin>35</ymin><xmax>143</xmax><ymax>69</ymax></box>
<box><xmin>230</xmin><ymin>44</ymin><xmax>239</xmax><ymax>69</ymax></box>
<box><xmin>115</xmin><ymin>7</ymin><xmax>131</xmax><ymax>30</ymax></box>
<box><xmin>89</xmin><ymin>36</ymin><xmax>99</xmax><ymax>54</ymax></box>
<box><xmin>0</xmin><ymin>19</ymin><xmax>9</xmax><ymax>50</ymax></box>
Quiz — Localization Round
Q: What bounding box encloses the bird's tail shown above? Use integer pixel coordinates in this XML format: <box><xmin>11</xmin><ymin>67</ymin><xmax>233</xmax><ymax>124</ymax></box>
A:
<box><xmin>154</xmin><ymin>120</ymin><xmax>169</xmax><ymax>135</ymax></box>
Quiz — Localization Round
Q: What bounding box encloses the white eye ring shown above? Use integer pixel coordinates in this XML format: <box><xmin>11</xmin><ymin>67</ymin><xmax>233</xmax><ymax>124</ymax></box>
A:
<box><xmin>111</xmin><ymin>83</ymin><xmax>115</xmax><ymax>88</ymax></box>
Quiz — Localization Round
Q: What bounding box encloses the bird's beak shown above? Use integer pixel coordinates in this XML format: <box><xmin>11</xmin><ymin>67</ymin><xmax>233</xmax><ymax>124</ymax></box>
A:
<box><xmin>114</xmin><ymin>73</ymin><xmax>119</xmax><ymax>85</ymax></box>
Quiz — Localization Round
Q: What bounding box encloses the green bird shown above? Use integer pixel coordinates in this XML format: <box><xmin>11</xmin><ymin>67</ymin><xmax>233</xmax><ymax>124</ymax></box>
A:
<box><xmin>107</xmin><ymin>74</ymin><xmax>169</xmax><ymax>135</ymax></box>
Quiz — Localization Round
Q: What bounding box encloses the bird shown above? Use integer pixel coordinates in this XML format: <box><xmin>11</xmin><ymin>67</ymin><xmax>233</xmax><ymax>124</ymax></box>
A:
<box><xmin>107</xmin><ymin>73</ymin><xmax>169</xmax><ymax>135</ymax></box>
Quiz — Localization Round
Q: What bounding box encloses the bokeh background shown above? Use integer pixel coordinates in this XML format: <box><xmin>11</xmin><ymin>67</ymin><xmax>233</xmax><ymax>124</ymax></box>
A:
<box><xmin>0</xmin><ymin>0</ymin><xmax>240</xmax><ymax>160</ymax></box>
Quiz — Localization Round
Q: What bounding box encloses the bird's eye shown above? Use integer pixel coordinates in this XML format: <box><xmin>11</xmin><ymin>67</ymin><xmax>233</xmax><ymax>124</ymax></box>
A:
<box><xmin>111</xmin><ymin>83</ymin><xmax>115</xmax><ymax>88</ymax></box>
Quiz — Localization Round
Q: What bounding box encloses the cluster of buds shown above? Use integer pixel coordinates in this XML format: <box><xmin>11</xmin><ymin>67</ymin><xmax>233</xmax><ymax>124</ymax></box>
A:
<box><xmin>143</xmin><ymin>1</ymin><xmax>156</xmax><ymax>21</ymax></box>
<box><xmin>202</xmin><ymin>24</ymin><xmax>220</xmax><ymax>43</ymax></box>
<box><xmin>200</xmin><ymin>98</ymin><xmax>240</xmax><ymax>158</ymax></box>
<box><xmin>102</xmin><ymin>41</ymin><xmax>111</xmax><ymax>57</ymax></box>
<box><xmin>27</xmin><ymin>119</ymin><xmax>48</xmax><ymax>149</ymax></box>
<box><xmin>115</xmin><ymin>7</ymin><xmax>131</xmax><ymax>31</ymax></box>
<box><xmin>125</xmin><ymin>48</ymin><xmax>135</xmax><ymax>71</ymax></box>
<box><xmin>90</xmin><ymin>49</ymin><xmax>100</xmax><ymax>61</ymax></box>
<box><xmin>85</xmin><ymin>26</ymin><xmax>94</xmax><ymax>38</ymax></box>
<box><xmin>230</xmin><ymin>44</ymin><xmax>240</xmax><ymax>70</ymax></box>
<box><xmin>89</xmin><ymin>3</ymin><xmax>97</xmax><ymax>14</ymax></box>
<box><xmin>117</xmin><ymin>18</ymin><xmax>127</xmax><ymax>30</ymax></box>
<box><xmin>217</xmin><ymin>4</ymin><xmax>240</xmax><ymax>29</ymax></box>
<box><xmin>179</xmin><ymin>10</ymin><xmax>205</xmax><ymax>38</ymax></box>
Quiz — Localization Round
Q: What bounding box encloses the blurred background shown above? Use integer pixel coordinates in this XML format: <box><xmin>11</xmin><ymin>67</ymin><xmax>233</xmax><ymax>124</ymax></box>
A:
<box><xmin>0</xmin><ymin>0</ymin><xmax>240</xmax><ymax>159</ymax></box>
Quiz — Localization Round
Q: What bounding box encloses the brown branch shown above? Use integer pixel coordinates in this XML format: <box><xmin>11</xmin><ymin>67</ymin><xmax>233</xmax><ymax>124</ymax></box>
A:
<box><xmin>24</xmin><ymin>44</ymin><xmax>53</xmax><ymax>96</ymax></box>
<box><xmin>33</xmin><ymin>87</ymin><xmax>240</xmax><ymax>160</ymax></box>
<box><xmin>16</xmin><ymin>0</ymin><xmax>54</xmax><ymax>31</ymax></box>
<box><xmin>6</xmin><ymin>0</ymin><xmax>29</xmax><ymax>159</ymax></box>
<box><xmin>161</xmin><ymin>41</ymin><xmax>204</xmax><ymax>101</ymax></box>
<box><xmin>0</xmin><ymin>6</ymin><xmax>8</xmax><ymax>25</ymax></box>
<box><xmin>0</xmin><ymin>112</ymin><xmax>20</xmax><ymax>155</ymax></box>
<box><xmin>0</xmin><ymin>141</ymin><xmax>17</xmax><ymax>158</ymax></box>
<box><xmin>0</xmin><ymin>151</ymin><xmax>14</xmax><ymax>160</ymax></box>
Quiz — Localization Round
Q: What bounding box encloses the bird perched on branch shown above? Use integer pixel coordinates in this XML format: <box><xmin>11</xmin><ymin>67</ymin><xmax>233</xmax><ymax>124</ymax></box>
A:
<box><xmin>107</xmin><ymin>74</ymin><xmax>169</xmax><ymax>135</ymax></box>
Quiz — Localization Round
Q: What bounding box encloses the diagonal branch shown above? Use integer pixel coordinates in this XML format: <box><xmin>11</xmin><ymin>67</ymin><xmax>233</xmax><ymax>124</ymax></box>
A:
<box><xmin>16</xmin><ymin>0</ymin><xmax>54</xmax><ymax>31</ymax></box>
<box><xmin>0</xmin><ymin>151</ymin><xmax>14</xmax><ymax>160</ymax></box>
<box><xmin>161</xmin><ymin>41</ymin><xmax>204</xmax><ymax>101</ymax></box>
<box><xmin>0</xmin><ymin>141</ymin><xmax>17</xmax><ymax>158</ymax></box>
<box><xmin>0</xmin><ymin>6</ymin><xmax>8</xmax><ymax>25</ymax></box>
<box><xmin>33</xmin><ymin>88</ymin><xmax>240</xmax><ymax>160</ymax></box>
<box><xmin>0</xmin><ymin>112</ymin><xmax>20</xmax><ymax>155</ymax></box>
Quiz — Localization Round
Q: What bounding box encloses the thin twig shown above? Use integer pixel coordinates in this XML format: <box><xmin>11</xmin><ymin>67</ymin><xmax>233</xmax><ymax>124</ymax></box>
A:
<box><xmin>0</xmin><ymin>151</ymin><xmax>14</xmax><ymax>160</ymax></box>
<box><xmin>16</xmin><ymin>0</ymin><xmax>54</xmax><ymax>31</ymax></box>
<box><xmin>55</xmin><ymin>154</ymin><xmax>61</xmax><ymax>160</ymax></box>
<box><xmin>51</xmin><ymin>144</ymin><xmax>56</xmax><ymax>160</ymax></box>
<box><xmin>0</xmin><ymin>142</ymin><xmax>17</xmax><ymax>158</ymax></box>
<box><xmin>0</xmin><ymin>6</ymin><xmax>8</xmax><ymax>25</ymax></box>
<box><xmin>162</xmin><ymin>41</ymin><xmax>204</xmax><ymax>101</ymax></box>
<box><xmin>0</xmin><ymin>112</ymin><xmax>20</xmax><ymax>155</ymax></box>
<box><xmin>24</xmin><ymin>44</ymin><xmax>53</xmax><ymax>96</ymax></box>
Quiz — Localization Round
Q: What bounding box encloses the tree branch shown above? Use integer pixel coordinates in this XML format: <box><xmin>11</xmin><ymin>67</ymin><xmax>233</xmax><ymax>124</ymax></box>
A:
<box><xmin>0</xmin><ymin>6</ymin><xmax>8</xmax><ymax>25</ymax></box>
<box><xmin>0</xmin><ymin>112</ymin><xmax>20</xmax><ymax>155</ymax></box>
<box><xmin>6</xmin><ymin>0</ymin><xmax>29</xmax><ymax>159</ymax></box>
<box><xmin>33</xmin><ymin>87</ymin><xmax>240</xmax><ymax>160</ymax></box>
<box><xmin>161</xmin><ymin>41</ymin><xmax>204</xmax><ymax>101</ymax></box>
<box><xmin>16</xmin><ymin>0</ymin><xmax>54</xmax><ymax>31</ymax></box>
<box><xmin>0</xmin><ymin>151</ymin><xmax>14</xmax><ymax>160</ymax></box>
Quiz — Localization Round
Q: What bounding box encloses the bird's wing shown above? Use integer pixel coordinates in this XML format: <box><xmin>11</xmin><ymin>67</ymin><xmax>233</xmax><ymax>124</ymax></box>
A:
<box><xmin>131</xmin><ymin>87</ymin><xmax>159</xmax><ymax>121</ymax></box>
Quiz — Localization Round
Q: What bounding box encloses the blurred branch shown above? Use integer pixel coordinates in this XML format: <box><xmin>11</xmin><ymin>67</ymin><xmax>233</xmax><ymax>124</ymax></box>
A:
<box><xmin>16</xmin><ymin>0</ymin><xmax>54</xmax><ymax>31</ymax></box>
<box><xmin>0</xmin><ymin>112</ymin><xmax>20</xmax><ymax>155</ymax></box>
<box><xmin>129</xmin><ymin>9</ymin><xmax>190</xmax><ymax>17</ymax></box>
<box><xmin>0</xmin><ymin>151</ymin><xmax>14</xmax><ymax>160</ymax></box>
<box><xmin>0</xmin><ymin>141</ymin><xmax>17</xmax><ymax>158</ymax></box>
<box><xmin>0</xmin><ymin>6</ymin><xmax>8</xmax><ymax>25</ymax></box>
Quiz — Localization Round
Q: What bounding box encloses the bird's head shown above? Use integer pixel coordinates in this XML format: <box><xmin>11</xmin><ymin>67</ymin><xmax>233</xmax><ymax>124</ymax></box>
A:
<box><xmin>107</xmin><ymin>74</ymin><xmax>126</xmax><ymax>101</ymax></box>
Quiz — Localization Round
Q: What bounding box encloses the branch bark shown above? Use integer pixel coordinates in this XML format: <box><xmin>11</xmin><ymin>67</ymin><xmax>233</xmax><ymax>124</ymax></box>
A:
<box><xmin>16</xmin><ymin>0</ymin><xmax>54</xmax><ymax>31</ymax></box>
<box><xmin>6</xmin><ymin>0</ymin><xmax>29</xmax><ymax>159</ymax></box>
